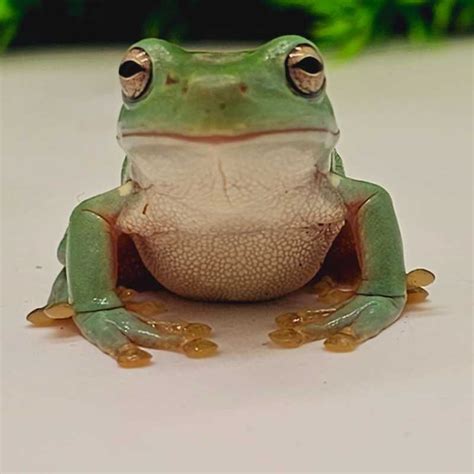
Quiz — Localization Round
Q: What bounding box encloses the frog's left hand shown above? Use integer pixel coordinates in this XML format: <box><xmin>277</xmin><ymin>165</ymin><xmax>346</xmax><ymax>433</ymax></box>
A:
<box><xmin>74</xmin><ymin>307</ymin><xmax>217</xmax><ymax>367</ymax></box>
<box><xmin>270</xmin><ymin>294</ymin><xmax>405</xmax><ymax>351</ymax></box>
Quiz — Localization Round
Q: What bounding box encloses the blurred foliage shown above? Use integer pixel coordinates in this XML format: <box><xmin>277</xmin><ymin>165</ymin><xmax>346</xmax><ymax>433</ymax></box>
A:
<box><xmin>0</xmin><ymin>0</ymin><xmax>36</xmax><ymax>48</ymax></box>
<box><xmin>0</xmin><ymin>0</ymin><xmax>314</xmax><ymax>50</ymax></box>
<box><xmin>0</xmin><ymin>0</ymin><xmax>472</xmax><ymax>54</ymax></box>
<box><xmin>272</xmin><ymin>0</ymin><xmax>474</xmax><ymax>55</ymax></box>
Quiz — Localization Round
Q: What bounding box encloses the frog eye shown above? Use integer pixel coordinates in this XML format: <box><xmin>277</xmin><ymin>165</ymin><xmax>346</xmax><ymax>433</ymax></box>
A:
<box><xmin>285</xmin><ymin>44</ymin><xmax>325</xmax><ymax>97</ymax></box>
<box><xmin>119</xmin><ymin>48</ymin><xmax>152</xmax><ymax>100</ymax></box>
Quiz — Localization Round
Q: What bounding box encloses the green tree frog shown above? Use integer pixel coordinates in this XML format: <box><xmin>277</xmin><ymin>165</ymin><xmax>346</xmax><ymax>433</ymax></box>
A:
<box><xmin>28</xmin><ymin>36</ymin><xmax>434</xmax><ymax>367</ymax></box>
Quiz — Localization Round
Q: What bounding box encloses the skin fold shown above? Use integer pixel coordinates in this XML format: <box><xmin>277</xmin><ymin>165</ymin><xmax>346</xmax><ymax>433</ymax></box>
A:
<box><xmin>28</xmin><ymin>36</ymin><xmax>411</xmax><ymax>367</ymax></box>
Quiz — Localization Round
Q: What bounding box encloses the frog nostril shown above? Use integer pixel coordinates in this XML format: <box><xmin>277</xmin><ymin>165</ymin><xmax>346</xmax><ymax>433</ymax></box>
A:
<box><xmin>239</xmin><ymin>83</ymin><xmax>248</xmax><ymax>94</ymax></box>
<box><xmin>165</xmin><ymin>74</ymin><xmax>179</xmax><ymax>85</ymax></box>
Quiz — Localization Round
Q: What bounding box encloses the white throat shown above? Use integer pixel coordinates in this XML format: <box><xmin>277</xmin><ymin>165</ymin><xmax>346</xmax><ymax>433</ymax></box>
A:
<box><xmin>125</xmin><ymin>132</ymin><xmax>335</xmax><ymax>208</ymax></box>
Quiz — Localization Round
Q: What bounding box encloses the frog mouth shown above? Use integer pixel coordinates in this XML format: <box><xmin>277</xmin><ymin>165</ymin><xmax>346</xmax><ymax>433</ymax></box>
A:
<box><xmin>119</xmin><ymin>127</ymin><xmax>340</xmax><ymax>145</ymax></box>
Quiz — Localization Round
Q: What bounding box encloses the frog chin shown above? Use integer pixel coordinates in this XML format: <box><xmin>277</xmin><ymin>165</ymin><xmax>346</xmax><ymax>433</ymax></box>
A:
<box><xmin>119</xmin><ymin>128</ymin><xmax>338</xmax><ymax>190</ymax></box>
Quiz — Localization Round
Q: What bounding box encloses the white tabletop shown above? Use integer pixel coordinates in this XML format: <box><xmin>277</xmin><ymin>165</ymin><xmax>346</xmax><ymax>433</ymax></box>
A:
<box><xmin>1</xmin><ymin>40</ymin><xmax>472</xmax><ymax>473</ymax></box>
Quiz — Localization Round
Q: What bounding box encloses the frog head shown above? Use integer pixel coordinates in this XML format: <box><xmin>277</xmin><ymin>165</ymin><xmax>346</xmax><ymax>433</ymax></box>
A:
<box><xmin>117</xmin><ymin>36</ymin><xmax>340</xmax><ymax>181</ymax></box>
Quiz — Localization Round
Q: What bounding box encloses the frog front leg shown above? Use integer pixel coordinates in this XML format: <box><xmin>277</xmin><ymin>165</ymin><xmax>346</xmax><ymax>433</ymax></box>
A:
<box><xmin>270</xmin><ymin>176</ymin><xmax>406</xmax><ymax>351</ymax></box>
<box><xmin>38</xmin><ymin>183</ymin><xmax>216</xmax><ymax>367</ymax></box>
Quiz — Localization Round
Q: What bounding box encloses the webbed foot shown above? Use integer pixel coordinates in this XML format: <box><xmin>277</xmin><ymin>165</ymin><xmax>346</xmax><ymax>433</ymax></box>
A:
<box><xmin>74</xmin><ymin>307</ymin><xmax>217</xmax><ymax>367</ymax></box>
<box><xmin>270</xmin><ymin>268</ymin><xmax>435</xmax><ymax>352</ymax></box>
<box><xmin>27</xmin><ymin>286</ymin><xmax>217</xmax><ymax>366</ymax></box>
<box><xmin>270</xmin><ymin>294</ymin><xmax>405</xmax><ymax>352</ymax></box>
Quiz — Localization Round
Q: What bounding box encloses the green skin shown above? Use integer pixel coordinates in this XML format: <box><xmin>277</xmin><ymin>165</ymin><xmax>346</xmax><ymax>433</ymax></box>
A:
<box><xmin>40</xmin><ymin>36</ymin><xmax>406</xmax><ymax>364</ymax></box>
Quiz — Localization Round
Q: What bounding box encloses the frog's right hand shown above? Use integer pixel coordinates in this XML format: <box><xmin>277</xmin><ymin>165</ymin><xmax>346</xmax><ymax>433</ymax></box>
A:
<box><xmin>74</xmin><ymin>307</ymin><xmax>217</xmax><ymax>367</ymax></box>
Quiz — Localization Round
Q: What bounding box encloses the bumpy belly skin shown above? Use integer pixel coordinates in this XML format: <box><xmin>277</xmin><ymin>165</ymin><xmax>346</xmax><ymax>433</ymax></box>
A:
<box><xmin>117</xmin><ymin>148</ymin><xmax>347</xmax><ymax>301</ymax></box>
<box><xmin>129</xmin><ymin>223</ymin><xmax>344</xmax><ymax>301</ymax></box>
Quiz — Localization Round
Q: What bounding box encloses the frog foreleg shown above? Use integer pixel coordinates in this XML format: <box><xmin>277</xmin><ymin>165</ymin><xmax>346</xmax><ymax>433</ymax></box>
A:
<box><xmin>46</xmin><ymin>268</ymin><xmax>68</xmax><ymax>305</ymax></box>
<box><xmin>271</xmin><ymin>176</ymin><xmax>406</xmax><ymax>351</ymax></box>
<box><xmin>27</xmin><ymin>184</ymin><xmax>215</xmax><ymax>366</ymax></box>
<box><xmin>66</xmin><ymin>185</ymin><xmax>132</xmax><ymax>313</ymax></box>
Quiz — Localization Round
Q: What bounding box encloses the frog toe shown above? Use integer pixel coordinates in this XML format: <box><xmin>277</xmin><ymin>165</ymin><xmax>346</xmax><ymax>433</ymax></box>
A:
<box><xmin>27</xmin><ymin>302</ymin><xmax>75</xmax><ymax>326</ymax></box>
<box><xmin>116</xmin><ymin>344</ymin><xmax>153</xmax><ymax>368</ymax></box>
<box><xmin>313</xmin><ymin>275</ymin><xmax>358</xmax><ymax>305</ymax></box>
<box><xmin>269</xmin><ymin>328</ymin><xmax>305</xmax><ymax>348</ymax></box>
<box><xmin>27</xmin><ymin>307</ymin><xmax>55</xmax><ymax>326</ymax></box>
<box><xmin>323</xmin><ymin>332</ymin><xmax>359</xmax><ymax>352</ymax></box>
<box><xmin>116</xmin><ymin>286</ymin><xmax>167</xmax><ymax>319</ymax></box>
<box><xmin>405</xmin><ymin>268</ymin><xmax>435</xmax><ymax>304</ymax></box>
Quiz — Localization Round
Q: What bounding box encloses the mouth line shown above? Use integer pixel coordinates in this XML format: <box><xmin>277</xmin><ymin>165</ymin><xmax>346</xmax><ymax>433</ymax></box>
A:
<box><xmin>119</xmin><ymin>127</ymin><xmax>340</xmax><ymax>144</ymax></box>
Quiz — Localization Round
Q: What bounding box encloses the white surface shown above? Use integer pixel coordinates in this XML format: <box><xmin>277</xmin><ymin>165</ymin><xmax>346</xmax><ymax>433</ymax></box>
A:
<box><xmin>1</xmin><ymin>41</ymin><xmax>473</xmax><ymax>473</ymax></box>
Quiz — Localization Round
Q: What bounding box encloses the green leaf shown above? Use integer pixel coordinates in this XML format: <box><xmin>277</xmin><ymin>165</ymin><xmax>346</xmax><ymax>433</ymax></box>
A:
<box><xmin>455</xmin><ymin>2</ymin><xmax>474</xmax><ymax>31</ymax></box>
<box><xmin>0</xmin><ymin>0</ymin><xmax>40</xmax><ymax>50</ymax></box>
<box><xmin>402</xmin><ymin>7</ymin><xmax>430</xmax><ymax>41</ymax></box>
<box><xmin>433</xmin><ymin>0</ymin><xmax>456</xmax><ymax>33</ymax></box>
<box><xmin>0</xmin><ymin>0</ymin><xmax>19</xmax><ymax>51</ymax></box>
<box><xmin>0</xmin><ymin>0</ymin><xmax>18</xmax><ymax>21</ymax></box>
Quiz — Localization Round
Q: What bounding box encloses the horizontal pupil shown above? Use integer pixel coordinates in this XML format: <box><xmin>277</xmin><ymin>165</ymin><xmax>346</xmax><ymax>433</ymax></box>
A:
<box><xmin>119</xmin><ymin>60</ymin><xmax>144</xmax><ymax>78</ymax></box>
<box><xmin>294</xmin><ymin>57</ymin><xmax>322</xmax><ymax>74</ymax></box>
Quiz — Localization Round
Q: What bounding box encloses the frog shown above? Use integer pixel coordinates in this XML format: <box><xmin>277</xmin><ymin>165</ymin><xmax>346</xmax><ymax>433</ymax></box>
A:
<box><xmin>27</xmin><ymin>35</ymin><xmax>434</xmax><ymax>367</ymax></box>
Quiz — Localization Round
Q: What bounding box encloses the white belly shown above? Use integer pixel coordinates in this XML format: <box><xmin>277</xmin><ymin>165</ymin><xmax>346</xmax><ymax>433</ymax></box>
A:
<box><xmin>117</xmin><ymin>132</ymin><xmax>346</xmax><ymax>301</ymax></box>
